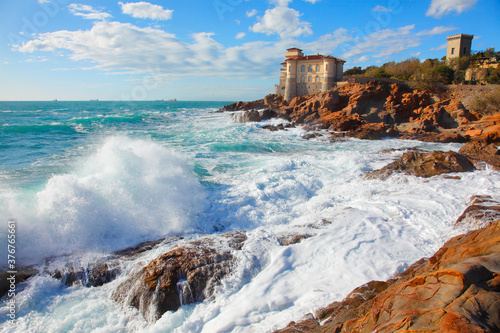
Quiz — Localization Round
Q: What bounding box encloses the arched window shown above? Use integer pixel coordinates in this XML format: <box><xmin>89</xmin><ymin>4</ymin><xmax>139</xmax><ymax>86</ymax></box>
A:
<box><xmin>315</xmin><ymin>76</ymin><xmax>320</xmax><ymax>82</ymax></box>
<box><xmin>308</xmin><ymin>76</ymin><xmax>312</xmax><ymax>82</ymax></box>
<box><xmin>301</xmin><ymin>65</ymin><xmax>305</xmax><ymax>72</ymax></box>
<box><xmin>308</xmin><ymin>65</ymin><xmax>312</xmax><ymax>72</ymax></box>
<box><xmin>316</xmin><ymin>65</ymin><xmax>320</xmax><ymax>71</ymax></box>
<box><xmin>301</xmin><ymin>76</ymin><xmax>305</xmax><ymax>82</ymax></box>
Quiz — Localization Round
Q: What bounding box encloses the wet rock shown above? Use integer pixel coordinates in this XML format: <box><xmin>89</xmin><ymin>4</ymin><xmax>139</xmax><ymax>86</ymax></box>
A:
<box><xmin>455</xmin><ymin>195</ymin><xmax>500</xmax><ymax>230</ymax></box>
<box><xmin>277</xmin><ymin>219</ymin><xmax>500</xmax><ymax>333</ymax></box>
<box><xmin>0</xmin><ymin>267</ymin><xmax>39</xmax><ymax>298</ymax></box>
<box><xmin>275</xmin><ymin>313</ymin><xmax>319</xmax><ymax>333</ymax></box>
<box><xmin>302</xmin><ymin>132</ymin><xmax>322</xmax><ymax>140</ymax></box>
<box><xmin>458</xmin><ymin>141</ymin><xmax>500</xmax><ymax>169</ymax></box>
<box><xmin>365</xmin><ymin>150</ymin><xmax>475</xmax><ymax>179</ymax></box>
<box><xmin>259</xmin><ymin>108</ymin><xmax>278</xmax><ymax>120</ymax></box>
<box><xmin>49</xmin><ymin>261</ymin><xmax>120</xmax><ymax>288</ymax></box>
<box><xmin>112</xmin><ymin>231</ymin><xmax>247</xmax><ymax>322</ymax></box>
<box><xmin>231</xmin><ymin>110</ymin><xmax>261</xmax><ymax>123</ymax></box>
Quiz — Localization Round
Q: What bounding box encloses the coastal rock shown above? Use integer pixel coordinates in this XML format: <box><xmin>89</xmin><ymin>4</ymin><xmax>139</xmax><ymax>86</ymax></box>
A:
<box><xmin>49</xmin><ymin>261</ymin><xmax>120</xmax><ymax>288</ymax></box>
<box><xmin>344</xmin><ymin>122</ymin><xmax>399</xmax><ymax>140</ymax></box>
<box><xmin>455</xmin><ymin>195</ymin><xmax>500</xmax><ymax>230</ymax></box>
<box><xmin>112</xmin><ymin>231</ymin><xmax>246</xmax><ymax>322</ymax></box>
<box><xmin>458</xmin><ymin>141</ymin><xmax>500</xmax><ymax>169</ymax></box>
<box><xmin>365</xmin><ymin>150</ymin><xmax>475</xmax><ymax>179</ymax></box>
<box><xmin>276</xmin><ymin>219</ymin><xmax>500</xmax><ymax>333</ymax></box>
<box><xmin>462</xmin><ymin>113</ymin><xmax>500</xmax><ymax>143</ymax></box>
<box><xmin>0</xmin><ymin>267</ymin><xmax>39</xmax><ymax>298</ymax></box>
<box><xmin>231</xmin><ymin>110</ymin><xmax>261</xmax><ymax>123</ymax></box>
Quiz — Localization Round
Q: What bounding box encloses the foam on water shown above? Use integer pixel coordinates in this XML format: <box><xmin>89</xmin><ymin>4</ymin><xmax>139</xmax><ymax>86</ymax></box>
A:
<box><xmin>0</xmin><ymin>136</ymin><xmax>205</xmax><ymax>264</ymax></box>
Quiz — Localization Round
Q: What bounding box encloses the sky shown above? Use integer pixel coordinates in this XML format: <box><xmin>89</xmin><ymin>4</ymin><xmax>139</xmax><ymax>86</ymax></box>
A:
<box><xmin>0</xmin><ymin>0</ymin><xmax>499</xmax><ymax>101</ymax></box>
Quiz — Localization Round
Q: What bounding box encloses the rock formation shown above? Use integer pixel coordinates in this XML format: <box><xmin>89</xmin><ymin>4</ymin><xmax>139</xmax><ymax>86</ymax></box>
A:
<box><xmin>112</xmin><ymin>231</ymin><xmax>247</xmax><ymax>322</ymax></box>
<box><xmin>222</xmin><ymin>80</ymin><xmax>500</xmax><ymax>146</ymax></box>
<box><xmin>365</xmin><ymin>150</ymin><xmax>475</xmax><ymax>179</ymax></box>
<box><xmin>276</xmin><ymin>202</ymin><xmax>500</xmax><ymax>333</ymax></box>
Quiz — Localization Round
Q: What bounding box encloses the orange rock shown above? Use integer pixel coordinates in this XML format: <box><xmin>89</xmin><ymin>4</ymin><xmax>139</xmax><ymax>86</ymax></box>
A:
<box><xmin>276</xmin><ymin>219</ymin><xmax>500</xmax><ymax>333</ymax></box>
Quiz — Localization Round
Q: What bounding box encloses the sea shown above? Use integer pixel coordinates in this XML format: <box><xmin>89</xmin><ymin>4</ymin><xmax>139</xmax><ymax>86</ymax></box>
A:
<box><xmin>0</xmin><ymin>101</ymin><xmax>499</xmax><ymax>332</ymax></box>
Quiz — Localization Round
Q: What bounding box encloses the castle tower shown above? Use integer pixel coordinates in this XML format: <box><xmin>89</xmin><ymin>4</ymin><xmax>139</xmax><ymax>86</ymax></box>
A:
<box><xmin>284</xmin><ymin>58</ymin><xmax>297</xmax><ymax>102</ymax></box>
<box><xmin>446</xmin><ymin>34</ymin><xmax>474</xmax><ymax>61</ymax></box>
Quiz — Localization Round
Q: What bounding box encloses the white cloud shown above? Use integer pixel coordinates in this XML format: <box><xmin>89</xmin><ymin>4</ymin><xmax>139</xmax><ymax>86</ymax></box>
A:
<box><xmin>410</xmin><ymin>51</ymin><xmax>421</xmax><ymax>57</ymax></box>
<box><xmin>304</xmin><ymin>0</ymin><xmax>321</xmax><ymax>2</ymax></box>
<box><xmin>38</xmin><ymin>0</ymin><xmax>50</xmax><ymax>3</ymax></box>
<box><xmin>340</xmin><ymin>25</ymin><xmax>420</xmax><ymax>62</ymax></box>
<box><xmin>416</xmin><ymin>25</ymin><xmax>456</xmax><ymax>36</ymax></box>
<box><xmin>68</xmin><ymin>3</ymin><xmax>112</xmax><ymax>20</ymax></box>
<box><xmin>426</xmin><ymin>0</ymin><xmax>478</xmax><ymax>18</ymax></box>
<box><xmin>373</xmin><ymin>5</ymin><xmax>392</xmax><ymax>12</ymax></box>
<box><xmin>16</xmin><ymin>21</ymin><xmax>289</xmax><ymax>80</ymax></box>
<box><xmin>250</xmin><ymin>5</ymin><xmax>312</xmax><ymax>39</ymax></box>
<box><xmin>430</xmin><ymin>43</ymin><xmax>448</xmax><ymax>50</ymax></box>
<box><xmin>246</xmin><ymin>9</ymin><xmax>258</xmax><ymax>17</ymax></box>
<box><xmin>235</xmin><ymin>32</ymin><xmax>246</xmax><ymax>39</ymax></box>
<box><xmin>119</xmin><ymin>1</ymin><xmax>173</xmax><ymax>21</ymax></box>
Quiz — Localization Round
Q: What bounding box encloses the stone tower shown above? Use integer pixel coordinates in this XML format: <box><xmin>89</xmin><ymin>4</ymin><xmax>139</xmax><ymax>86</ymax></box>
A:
<box><xmin>446</xmin><ymin>34</ymin><xmax>474</xmax><ymax>61</ymax></box>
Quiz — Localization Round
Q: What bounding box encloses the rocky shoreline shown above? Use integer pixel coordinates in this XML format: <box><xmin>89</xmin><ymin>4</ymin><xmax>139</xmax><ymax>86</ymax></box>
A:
<box><xmin>222</xmin><ymin>81</ymin><xmax>500</xmax><ymax>168</ymax></box>
<box><xmin>2</xmin><ymin>81</ymin><xmax>499</xmax><ymax>331</ymax></box>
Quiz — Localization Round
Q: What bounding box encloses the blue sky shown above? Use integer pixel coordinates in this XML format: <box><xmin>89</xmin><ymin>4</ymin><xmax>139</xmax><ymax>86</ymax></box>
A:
<box><xmin>0</xmin><ymin>0</ymin><xmax>499</xmax><ymax>101</ymax></box>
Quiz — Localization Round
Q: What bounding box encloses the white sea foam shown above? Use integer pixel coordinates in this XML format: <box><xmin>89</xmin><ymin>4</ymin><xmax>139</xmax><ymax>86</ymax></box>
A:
<box><xmin>0</xmin><ymin>136</ymin><xmax>205</xmax><ymax>264</ymax></box>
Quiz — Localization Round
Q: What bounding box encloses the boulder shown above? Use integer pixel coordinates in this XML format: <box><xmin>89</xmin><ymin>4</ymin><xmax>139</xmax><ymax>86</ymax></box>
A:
<box><xmin>112</xmin><ymin>231</ymin><xmax>246</xmax><ymax>322</ymax></box>
<box><xmin>458</xmin><ymin>141</ymin><xmax>500</xmax><ymax>169</ymax></box>
<box><xmin>231</xmin><ymin>110</ymin><xmax>261</xmax><ymax>123</ymax></box>
<box><xmin>365</xmin><ymin>150</ymin><xmax>475</xmax><ymax>179</ymax></box>
<box><xmin>455</xmin><ymin>195</ymin><xmax>500</xmax><ymax>230</ymax></box>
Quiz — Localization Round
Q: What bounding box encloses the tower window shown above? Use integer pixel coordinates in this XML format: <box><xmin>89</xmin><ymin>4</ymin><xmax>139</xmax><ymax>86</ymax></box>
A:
<box><xmin>463</xmin><ymin>47</ymin><xmax>467</xmax><ymax>55</ymax></box>
<box><xmin>308</xmin><ymin>76</ymin><xmax>312</xmax><ymax>82</ymax></box>
<box><xmin>316</xmin><ymin>65</ymin><xmax>320</xmax><ymax>71</ymax></box>
<box><xmin>301</xmin><ymin>76</ymin><xmax>304</xmax><ymax>82</ymax></box>
<box><xmin>301</xmin><ymin>65</ymin><xmax>305</xmax><ymax>72</ymax></box>
<box><xmin>308</xmin><ymin>65</ymin><xmax>312</xmax><ymax>72</ymax></box>
<box><xmin>315</xmin><ymin>76</ymin><xmax>320</xmax><ymax>82</ymax></box>
<box><xmin>451</xmin><ymin>48</ymin><xmax>455</xmax><ymax>55</ymax></box>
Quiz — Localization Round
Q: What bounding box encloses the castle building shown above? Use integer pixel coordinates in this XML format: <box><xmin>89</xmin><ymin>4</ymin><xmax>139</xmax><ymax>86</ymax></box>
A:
<box><xmin>275</xmin><ymin>48</ymin><xmax>346</xmax><ymax>102</ymax></box>
<box><xmin>446</xmin><ymin>34</ymin><xmax>474</xmax><ymax>61</ymax></box>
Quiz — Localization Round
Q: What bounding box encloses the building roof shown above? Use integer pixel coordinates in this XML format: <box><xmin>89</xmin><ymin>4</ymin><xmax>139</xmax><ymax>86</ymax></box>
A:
<box><xmin>287</xmin><ymin>47</ymin><xmax>303</xmax><ymax>51</ymax></box>
<box><xmin>447</xmin><ymin>33</ymin><xmax>474</xmax><ymax>40</ymax></box>
<box><xmin>284</xmin><ymin>54</ymin><xmax>345</xmax><ymax>62</ymax></box>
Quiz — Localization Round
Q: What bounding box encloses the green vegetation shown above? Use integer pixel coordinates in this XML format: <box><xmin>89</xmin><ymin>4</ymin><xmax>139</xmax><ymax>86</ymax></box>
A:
<box><xmin>470</xmin><ymin>86</ymin><xmax>500</xmax><ymax>115</ymax></box>
<box><xmin>344</xmin><ymin>48</ymin><xmax>500</xmax><ymax>86</ymax></box>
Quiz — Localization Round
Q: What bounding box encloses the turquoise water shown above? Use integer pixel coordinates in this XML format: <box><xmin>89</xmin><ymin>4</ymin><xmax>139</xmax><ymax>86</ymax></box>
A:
<box><xmin>1</xmin><ymin>101</ymin><xmax>499</xmax><ymax>332</ymax></box>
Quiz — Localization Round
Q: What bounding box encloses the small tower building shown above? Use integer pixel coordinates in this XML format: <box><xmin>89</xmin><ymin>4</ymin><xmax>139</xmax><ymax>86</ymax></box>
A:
<box><xmin>446</xmin><ymin>34</ymin><xmax>474</xmax><ymax>62</ymax></box>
